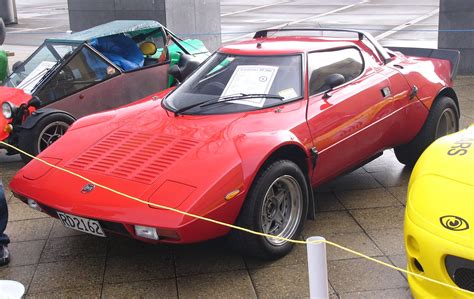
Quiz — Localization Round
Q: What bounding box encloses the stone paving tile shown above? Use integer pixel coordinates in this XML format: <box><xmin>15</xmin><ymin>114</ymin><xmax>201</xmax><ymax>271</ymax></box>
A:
<box><xmin>336</xmin><ymin>188</ymin><xmax>401</xmax><ymax>210</ymax></box>
<box><xmin>5</xmin><ymin>218</ymin><xmax>54</xmax><ymax>242</ymax></box>
<box><xmin>323</xmin><ymin>232</ymin><xmax>383</xmax><ymax>261</ymax></box>
<box><xmin>369</xmin><ymin>168</ymin><xmax>411</xmax><ymax>188</ymax></box>
<box><xmin>350</xmin><ymin>206</ymin><xmax>405</xmax><ymax>232</ymax></box>
<box><xmin>389</xmin><ymin>254</ymin><xmax>408</xmax><ymax>279</ymax></box>
<box><xmin>102</xmin><ymin>279</ymin><xmax>177</xmax><ymax>299</ymax></box>
<box><xmin>363</xmin><ymin>151</ymin><xmax>404</xmax><ymax>174</ymax></box>
<box><xmin>8</xmin><ymin>240</ymin><xmax>45</xmax><ymax>266</ymax></box>
<box><xmin>386</xmin><ymin>186</ymin><xmax>408</xmax><ymax>206</ymax></box>
<box><xmin>104</xmin><ymin>252</ymin><xmax>175</xmax><ymax>284</ymax></box>
<box><xmin>39</xmin><ymin>235</ymin><xmax>107</xmax><ymax>263</ymax></box>
<box><xmin>27</xmin><ymin>285</ymin><xmax>102</xmax><ymax>298</ymax></box>
<box><xmin>174</xmin><ymin>239</ymin><xmax>246</xmax><ymax>277</ymax></box>
<box><xmin>249</xmin><ymin>264</ymin><xmax>309</xmax><ymax>298</ymax></box>
<box><xmin>323</xmin><ymin>172</ymin><xmax>383</xmax><ymax>191</ymax></box>
<box><xmin>8</xmin><ymin>202</ymin><xmax>49</xmax><ymax>222</ymax></box>
<box><xmin>368</xmin><ymin>228</ymin><xmax>406</xmax><ymax>256</ymax></box>
<box><xmin>107</xmin><ymin>235</ymin><xmax>172</xmax><ymax>257</ymax></box>
<box><xmin>315</xmin><ymin>191</ymin><xmax>345</xmax><ymax>212</ymax></box>
<box><xmin>245</xmin><ymin>240</ymin><xmax>308</xmax><ymax>269</ymax></box>
<box><xmin>328</xmin><ymin>257</ymin><xmax>407</xmax><ymax>293</ymax></box>
<box><xmin>177</xmin><ymin>270</ymin><xmax>256</xmax><ymax>299</ymax></box>
<box><xmin>339</xmin><ymin>287</ymin><xmax>412</xmax><ymax>299</ymax></box>
<box><xmin>302</xmin><ymin>211</ymin><xmax>363</xmax><ymax>237</ymax></box>
<box><xmin>29</xmin><ymin>257</ymin><xmax>105</xmax><ymax>294</ymax></box>
<box><xmin>0</xmin><ymin>265</ymin><xmax>36</xmax><ymax>291</ymax></box>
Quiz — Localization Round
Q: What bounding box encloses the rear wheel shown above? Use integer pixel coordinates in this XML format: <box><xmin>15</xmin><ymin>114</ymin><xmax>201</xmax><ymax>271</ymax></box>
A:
<box><xmin>395</xmin><ymin>96</ymin><xmax>459</xmax><ymax>167</ymax></box>
<box><xmin>228</xmin><ymin>160</ymin><xmax>308</xmax><ymax>260</ymax></box>
<box><xmin>18</xmin><ymin>113</ymin><xmax>75</xmax><ymax>163</ymax></box>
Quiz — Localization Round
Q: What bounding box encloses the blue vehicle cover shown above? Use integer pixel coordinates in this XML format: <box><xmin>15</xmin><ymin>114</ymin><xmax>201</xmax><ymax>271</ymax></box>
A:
<box><xmin>90</xmin><ymin>34</ymin><xmax>144</xmax><ymax>71</ymax></box>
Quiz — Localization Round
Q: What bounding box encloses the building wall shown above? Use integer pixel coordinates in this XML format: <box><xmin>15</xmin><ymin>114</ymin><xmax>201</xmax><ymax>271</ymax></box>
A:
<box><xmin>68</xmin><ymin>0</ymin><xmax>221</xmax><ymax>50</ymax></box>
<box><xmin>438</xmin><ymin>0</ymin><xmax>474</xmax><ymax>75</ymax></box>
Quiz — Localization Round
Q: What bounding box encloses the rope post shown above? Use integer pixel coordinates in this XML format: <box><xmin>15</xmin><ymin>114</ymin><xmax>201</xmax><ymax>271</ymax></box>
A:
<box><xmin>307</xmin><ymin>236</ymin><xmax>329</xmax><ymax>299</ymax></box>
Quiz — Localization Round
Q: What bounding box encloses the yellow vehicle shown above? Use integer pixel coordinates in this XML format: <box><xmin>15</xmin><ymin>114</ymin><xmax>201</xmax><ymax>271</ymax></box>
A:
<box><xmin>405</xmin><ymin>124</ymin><xmax>474</xmax><ymax>298</ymax></box>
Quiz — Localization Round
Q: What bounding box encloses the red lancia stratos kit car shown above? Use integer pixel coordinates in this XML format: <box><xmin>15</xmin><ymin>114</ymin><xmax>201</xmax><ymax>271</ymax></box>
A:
<box><xmin>9</xmin><ymin>29</ymin><xmax>461</xmax><ymax>259</ymax></box>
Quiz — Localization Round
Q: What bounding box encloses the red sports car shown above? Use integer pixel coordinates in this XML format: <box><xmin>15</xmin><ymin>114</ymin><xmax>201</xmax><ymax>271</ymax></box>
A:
<box><xmin>9</xmin><ymin>29</ymin><xmax>461</xmax><ymax>259</ymax></box>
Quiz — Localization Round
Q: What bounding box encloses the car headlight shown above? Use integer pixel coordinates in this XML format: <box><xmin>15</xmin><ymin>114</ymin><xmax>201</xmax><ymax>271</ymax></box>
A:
<box><xmin>1</xmin><ymin>102</ymin><xmax>16</xmax><ymax>119</ymax></box>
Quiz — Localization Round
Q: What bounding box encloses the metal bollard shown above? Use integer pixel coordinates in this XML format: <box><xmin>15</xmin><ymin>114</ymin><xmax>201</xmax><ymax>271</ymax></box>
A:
<box><xmin>307</xmin><ymin>236</ymin><xmax>329</xmax><ymax>299</ymax></box>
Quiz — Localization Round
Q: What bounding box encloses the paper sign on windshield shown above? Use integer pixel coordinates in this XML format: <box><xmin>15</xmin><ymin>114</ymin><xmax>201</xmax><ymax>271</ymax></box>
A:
<box><xmin>221</xmin><ymin>65</ymin><xmax>279</xmax><ymax>107</ymax></box>
<box><xmin>17</xmin><ymin>61</ymin><xmax>57</xmax><ymax>94</ymax></box>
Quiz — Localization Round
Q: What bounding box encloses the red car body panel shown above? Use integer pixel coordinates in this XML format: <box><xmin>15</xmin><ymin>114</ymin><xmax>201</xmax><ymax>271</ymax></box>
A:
<box><xmin>0</xmin><ymin>87</ymin><xmax>33</xmax><ymax>140</ymax></box>
<box><xmin>9</xmin><ymin>35</ymin><xmax>458</xmax><ymax>244</ymax></box>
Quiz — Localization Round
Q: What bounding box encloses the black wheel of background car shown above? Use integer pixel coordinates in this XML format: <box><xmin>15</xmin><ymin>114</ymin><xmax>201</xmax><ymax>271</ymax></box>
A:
<box><xmin>18</xmin><ymin>113</ymin><xmax>75</xmax><ymax>163</ymax></box>
<box><xmin>228</xmin><ymin>160</ymin><xmax>308</xmax><ymax>260</ymax></box>
<box><xmin>394</xmin><ymin>96</ymin><xmax>459</xmax><ymax>167</ymax></box>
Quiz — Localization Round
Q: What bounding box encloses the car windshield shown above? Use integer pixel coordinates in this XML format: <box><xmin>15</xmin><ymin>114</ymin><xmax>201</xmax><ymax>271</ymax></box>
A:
<box><xmin>2</xmin><ymin>42</ymin><xmax>78</xmax><ymax>94</ymax></box>
<box><xmin>163</xmin><ymin>53</ymin><xmax>303</xmax><ymax>115</ymax></box>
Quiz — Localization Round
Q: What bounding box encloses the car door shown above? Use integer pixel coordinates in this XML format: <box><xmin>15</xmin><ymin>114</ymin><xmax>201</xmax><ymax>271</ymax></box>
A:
<box><xmin>306</xmin><ymin>47</ymin><xmax>397</xmax><ymax>185</ymax></box>
<box><xmin>38</xmin><ymin>45</ymin><xmax>170</xmax><ymax>119</ymax></box>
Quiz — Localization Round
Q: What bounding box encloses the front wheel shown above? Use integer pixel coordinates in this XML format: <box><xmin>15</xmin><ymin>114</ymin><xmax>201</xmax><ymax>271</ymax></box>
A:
<box><xmin>394</xmin><ymin>96</ymin><xmax>459</xmax><ymax>167</ymax></box>
<box><xmin>18</xmin><ymin>113</ymin><xmax>75</xmax><ymax>163</ymax></box>
<box><xmin>228</xmin><ymin>160</ymin><xmax>308</xmax><ymax>260</ymax></box>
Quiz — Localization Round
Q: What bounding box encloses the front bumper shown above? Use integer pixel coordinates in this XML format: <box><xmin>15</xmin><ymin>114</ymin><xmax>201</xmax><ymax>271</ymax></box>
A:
<box><xmin>405</xmin><ymin>213</ymin><xmax>474</xmax><ymax>298</ymax></box>
<box><xmin>12</xmin><ymin>186</ymin><xmax>244</xmax><ymax>244</ymax></box>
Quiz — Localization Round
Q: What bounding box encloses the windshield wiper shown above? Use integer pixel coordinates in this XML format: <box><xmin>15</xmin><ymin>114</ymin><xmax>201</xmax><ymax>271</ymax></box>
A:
<box><xmin>174</xmin><ymin>93</ymin><xmax>284</xmax><ymax>116</ymax></box>
<box><xmin>30</xmin><ymin>58</ymin><xmax>64</xmax><ymax>92</ymax></box>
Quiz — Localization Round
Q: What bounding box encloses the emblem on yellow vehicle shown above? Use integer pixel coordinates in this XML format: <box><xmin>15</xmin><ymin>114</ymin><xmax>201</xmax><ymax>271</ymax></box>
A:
<box><xmin>440</xmin><ymin>215</ymin><xmax>470</xmax><ymax>231</ymax></box>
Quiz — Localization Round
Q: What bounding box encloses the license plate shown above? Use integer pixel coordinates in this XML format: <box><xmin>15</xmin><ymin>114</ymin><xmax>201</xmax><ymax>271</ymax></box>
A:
<box><xmin>57</xmin><ymin>211</ymin><xmax>106</xmax><ymax>237</ymax></box>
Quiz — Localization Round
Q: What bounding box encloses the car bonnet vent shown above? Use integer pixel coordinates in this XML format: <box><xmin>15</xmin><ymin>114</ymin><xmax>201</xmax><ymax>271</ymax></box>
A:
<box><xmin>66</xmin><ymin>130</ymin><xmax>200</xmax><ymax>184</ymax></box>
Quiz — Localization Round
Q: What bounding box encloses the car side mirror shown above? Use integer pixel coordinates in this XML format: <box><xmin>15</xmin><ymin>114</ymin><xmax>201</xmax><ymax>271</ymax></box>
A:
<box><xmin>27</xmin><ymin>96</ymin><xmax>41</xmax><ymax>109</ymax></box>
<box><xmin>12</xmin><ymin>61</ymin><xmax>24</xmax><ymax>73</ymax></box>
<box><xmin>168</xmin><ymin>64</ymin><xmax>182</xmax><ymax>84</ymax></box>
<box><xmin>323</xmin><ymin>73</ymin><xmax>345</xmax><ymax>99</ymax></box>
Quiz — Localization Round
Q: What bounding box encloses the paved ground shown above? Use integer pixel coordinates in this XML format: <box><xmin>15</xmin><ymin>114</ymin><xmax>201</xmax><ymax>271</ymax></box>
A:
<box><xmin>1</xmin><ymin>0</ymin><xmax>473</xmax><ymax>298</ymax></box>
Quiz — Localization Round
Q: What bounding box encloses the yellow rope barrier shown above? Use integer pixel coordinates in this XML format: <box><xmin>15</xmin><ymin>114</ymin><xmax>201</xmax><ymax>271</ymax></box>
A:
<box><xmin>1</xmin><ymin>140</ymin><xmax>473</xmax><ymax>296</ymax></box>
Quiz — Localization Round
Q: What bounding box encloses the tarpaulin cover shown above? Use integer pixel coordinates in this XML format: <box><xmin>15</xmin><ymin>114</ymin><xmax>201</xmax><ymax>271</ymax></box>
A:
<box><xmin>90</xmin><ymin>34</ymin><xmax>144</xmax><ymax>71</ymax></box>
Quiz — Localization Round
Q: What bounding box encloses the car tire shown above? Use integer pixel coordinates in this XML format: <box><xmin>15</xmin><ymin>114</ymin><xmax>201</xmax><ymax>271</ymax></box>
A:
<box><xmin>228</xmin><ymin>160</ymin><xmax>308</xmax><ymax>260</ymax></box>
<box><xmin>18</xmin><ymin>113</ymin><xmax>75</xmax><ymax>163</ymax></box>
<box><xmin>394</xmin><ymin>96</ymin><xmax>459</xmax><ymax>167</ymax></box>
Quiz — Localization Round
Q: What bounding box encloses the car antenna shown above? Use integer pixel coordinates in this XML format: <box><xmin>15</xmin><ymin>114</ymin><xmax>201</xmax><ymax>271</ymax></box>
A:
<box><xmin>256</xmin><ymin>22</ymin><xmax>291</xmax><ymax>48</ymax></box>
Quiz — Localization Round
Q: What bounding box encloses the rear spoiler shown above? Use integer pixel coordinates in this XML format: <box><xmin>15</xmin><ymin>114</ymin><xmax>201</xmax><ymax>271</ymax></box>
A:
<box><xmin>388</xmin><ymin>47</ymin><xmax>461</xmax><ymax>80</ymax></box>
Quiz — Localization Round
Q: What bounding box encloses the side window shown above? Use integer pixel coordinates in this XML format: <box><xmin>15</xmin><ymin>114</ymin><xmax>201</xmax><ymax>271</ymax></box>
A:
<box><xmin>37</xmin><ymin>46</ymin><xmax>118</xmax><ymax>104</ymax></box>
<box><xmin>308</xmin><ymin>48</ymin><xmax>364</xmax><ymax>96</ymax></box>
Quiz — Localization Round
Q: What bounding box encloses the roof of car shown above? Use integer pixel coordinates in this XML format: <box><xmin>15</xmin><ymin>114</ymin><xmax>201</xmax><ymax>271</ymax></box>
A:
<box><xmin>47</xmin><ymin>20</ymin><xmax>163</xmax><ymax>43</ymax></box>
<box><xmin>219</xmin><ymin>36</ymin><xmax>360</xmax><ymax>55</ymax></box>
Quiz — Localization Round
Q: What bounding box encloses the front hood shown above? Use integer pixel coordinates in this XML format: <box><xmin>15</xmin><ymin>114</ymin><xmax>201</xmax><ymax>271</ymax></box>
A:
<box><xmin>407</xmin><ymin>125</ymin><xmax>474</xmax><ymax>248</ymax></box>
<box><xmin>0</xmin><ymin>86</ymin><xmax>32</xmax><ymax>140</ymax></box>
<box><xmin>12</xmin><ymin>97</ymin><xmax>247</xmax><ymax>219</ymax></box>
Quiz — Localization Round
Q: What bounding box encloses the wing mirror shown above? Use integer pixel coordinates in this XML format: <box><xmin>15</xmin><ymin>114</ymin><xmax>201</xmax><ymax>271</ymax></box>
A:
<box><xmin>323</xmin><ymin>73</ymin><xmax>345</xmax><ymax>99</ymax></box>
<box><xmin>168</xmin><ymin>64</ymin><xmax>182</xmax><ymax>84</ymax></box>
<box><xmin>27</xmin><ymin>96</ymin><xmax>41</xmax><ymax>109</ymax></box>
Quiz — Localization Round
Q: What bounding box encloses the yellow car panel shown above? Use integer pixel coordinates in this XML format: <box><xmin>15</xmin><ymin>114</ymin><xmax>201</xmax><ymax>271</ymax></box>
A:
<box><xmin>405</xmin><ymin>125</ymin><xmax>474</xmax><ymax>298</ymax></box>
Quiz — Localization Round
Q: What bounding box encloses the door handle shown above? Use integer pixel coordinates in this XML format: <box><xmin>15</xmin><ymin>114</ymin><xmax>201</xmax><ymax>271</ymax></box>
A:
<box><xmin>409</xmin><ymin>85</ymin><xmax>418</xmax><ymax>100</ymax></box>
<box><xmin>381</xmin><ymin>87</ymin><xmax>391</xmax><ymax>98</ymax></box>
